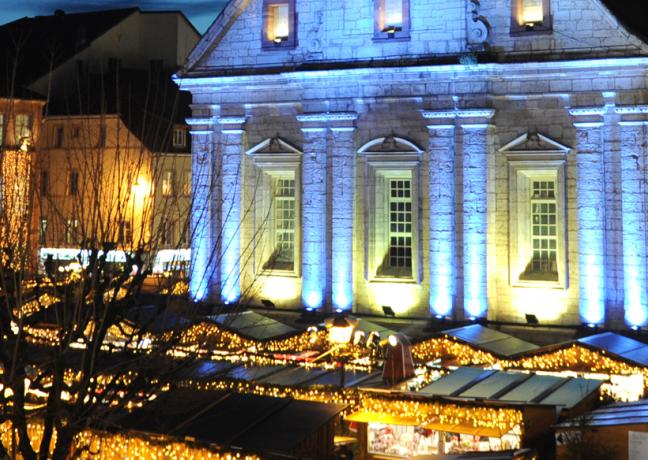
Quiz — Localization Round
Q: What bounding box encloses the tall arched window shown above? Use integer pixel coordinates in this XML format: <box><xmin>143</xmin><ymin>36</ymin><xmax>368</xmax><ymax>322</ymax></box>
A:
<box><xmin>359</xmin><ymin>136</ymin><xmax>422</xmax><ymax>282</ymax></box>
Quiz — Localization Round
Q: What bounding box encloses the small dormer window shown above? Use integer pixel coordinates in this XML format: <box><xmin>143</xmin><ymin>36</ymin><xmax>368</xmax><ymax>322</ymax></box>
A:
<box><xmin>374</xmin><ymin>0</ymin><xmax>410</xmax><ymax>40</ymax></box>
<box><xmin>262</xmin><ymin>0</ymin><xmax>296</xmax><ymax>49</ymax></box>
<box><xmin>511</xmin><ymin>0</ymin><xmax>551</xmax><ymax>35</ymax></box>
<box><xmin>172</xmin><ymin>127</ymin><xmax>187</xmax><ymax>148</ymax></box>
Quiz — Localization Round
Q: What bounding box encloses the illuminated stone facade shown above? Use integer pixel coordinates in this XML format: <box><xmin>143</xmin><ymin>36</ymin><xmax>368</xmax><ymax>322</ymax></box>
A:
<box><xmin>178</xmin><ymin>0</ymin><xmax>648</xmax><ymax>327</ymax></box>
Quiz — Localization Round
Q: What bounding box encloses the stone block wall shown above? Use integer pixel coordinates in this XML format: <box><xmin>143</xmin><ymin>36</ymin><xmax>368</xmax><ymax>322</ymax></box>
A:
<box><xmin>183</xmin><ymin>56</ymin><xmax>648</xmax><ymax>327</ymax></box>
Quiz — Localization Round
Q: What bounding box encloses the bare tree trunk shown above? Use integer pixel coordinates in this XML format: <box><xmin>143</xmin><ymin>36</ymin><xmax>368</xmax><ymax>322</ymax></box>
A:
<box><xmin>13</xmin><ymin>377</ymin><xmax>36</xmax><ymax>460</ymax></box>
<box><xmin>51</xmin><ymin>427</ymin><xmax>74</xmax><ymax>460</ymax></box>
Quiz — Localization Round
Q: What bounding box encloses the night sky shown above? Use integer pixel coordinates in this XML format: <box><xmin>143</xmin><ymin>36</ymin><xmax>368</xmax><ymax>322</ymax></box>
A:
<box><xmin>1</xmin><ymin>0</ymin><xmax>648</xmax><ymax>37</ymax></box>
<box><xmin>0</xmin><ymin>0</ymin><xmax>227</xmax><ymax>33</ymax></box>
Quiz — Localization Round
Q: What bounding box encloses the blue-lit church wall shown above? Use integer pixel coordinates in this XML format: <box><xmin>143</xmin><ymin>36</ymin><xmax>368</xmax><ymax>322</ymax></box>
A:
<box><xmin>177</xmin><ymin>0</ymin><xmax>648</xmax><ymax>327</ymax></box>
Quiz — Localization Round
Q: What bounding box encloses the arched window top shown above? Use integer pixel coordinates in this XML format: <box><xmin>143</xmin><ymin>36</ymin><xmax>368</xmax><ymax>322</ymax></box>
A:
<box><xmin>358</xmin><ymin>135</ymin><xmax>423</xmax><ymax>156</ymax></box>
<box><xmin>247</xmin><ymin>136</ymin><xmax>302</xmax><ymax>165</ymax></box>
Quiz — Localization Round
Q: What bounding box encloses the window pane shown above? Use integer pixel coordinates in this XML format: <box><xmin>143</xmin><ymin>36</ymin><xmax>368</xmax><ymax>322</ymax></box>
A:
<box><xmin>526</xmin><ymin>179</ymin><xmax>558</xmax><ymax>279</ymax></box>
<box><xmin>383</xmin><ymin>0</ymin><xmax>404</xmax><ymax>29</ymax></box>
<box><xmin>268</xmin><ymin>4</ymin><xmax>290</xmax><ymax>42</ymax></box>
<box><xmin>14</xmin><ymin>114</ymin><xmax>31</xmax><ymax>142</ymax></box>
<box><xmin>162</xmin><ymin>170</ymin><xmax>174</xmax><ymax>196</ymax></box>
<box><xmin>521</xmin><ymin>0</ymin><xmax>543</xmax><ymax>24</ymax></box>
<box><xmin>267</xmin><ymin>177</ymin><xmax>295</xmax><ymax>270</ymax></box>
<box><xmin>387</xmin><ymin>179</ymin><xmax>412</xmax><ymax>275</ymax></box>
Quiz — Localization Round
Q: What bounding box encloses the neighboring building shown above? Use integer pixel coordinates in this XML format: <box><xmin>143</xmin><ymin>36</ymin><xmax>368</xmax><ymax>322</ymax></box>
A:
<box><xmin>37</xmin><ymin>68</ymin><xmax>193</xmax><ymax>271</ymax></box>
<box><xmin>0</xmin><ymin>8</ymin><xmax>198</xmax><ymax>97</ymax></box>
<box><xmin>0</xmin><ymin>9</ymin><xmax>199</xmax><ymax>272</ymax></box>
<box><xmin>0</xmin><ymin>93</ymin><xmax>46</xmax><ymax>266</ymax></box>
<box><xmin>177</xmin><ymin>0</ymin><xmax>648</xmax><ymax>328</ymax></box>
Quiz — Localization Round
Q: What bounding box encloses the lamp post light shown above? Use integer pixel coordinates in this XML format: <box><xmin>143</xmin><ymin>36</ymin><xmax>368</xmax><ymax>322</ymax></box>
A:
<box><xmin>325</xmin><ymin>315</ymin><xmax>358</xmax><ymax>387</ymax></box>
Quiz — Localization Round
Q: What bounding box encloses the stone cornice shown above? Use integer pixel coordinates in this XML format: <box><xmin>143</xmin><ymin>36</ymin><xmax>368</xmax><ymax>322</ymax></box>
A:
<box><xmin>568</xmin><ymin>107</ymin><xmax>605</xmax><ymax>117</ymax></box>
<box><xmin>615</xmin><ymin>105</ymin><xmax>648</xmax><ymax>115</ymax></box>
<box><xmin>421</xmin><ymin>109</ymin><xmax>495</xmax><ymax>119</ymax></box>
<box><xmin>296</xmin><ymin>112</ymin><xmax>358</xmax><ymax>123</ymax></box>
<box><xmin>217</xmin><ymin>116</ymin><xmax>248</xmax><ymax>125</ymax></box>
<box><xmin>186</xmin><ymin>117</ymin><xmax>215</xmax><ymax>126</ymax></box>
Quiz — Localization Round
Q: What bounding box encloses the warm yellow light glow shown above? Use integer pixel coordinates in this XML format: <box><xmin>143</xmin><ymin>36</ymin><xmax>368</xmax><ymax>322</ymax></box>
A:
<box><xmin>257</xmin><ymin>276</ymin><xmax>300</xmax><ymax>304</ymax></box>
<box><xmin>520</xmin><ymin>0</ymin><xmax>543</xmax><ymax>25</ymax></box>
<box><xmin>268</xmin><ymin>3</ymin><xmax>289</xmax><ymax>42</ymax></box>
<box><xmin>382</xmin><ymin>0</ymin><xmax>403</xmax><ymax>30</ymax></box>
<box><xmin>329</xmin><ymin>317</ymin><xmax>354</xmax><ymax>345</ymax></box>
<box><xmin>368</xmin><ymin>283</ymin><xmax>421</xmax><ymax>315</ymax></box>
<box><xmin>388</xmin><ymin>335</ymin><xmax>398</xmax><ymax>347</ymax></box>
<box><xmin>511</xmin><ymin>287</ymin><xmax>568</xmax><ymax>322</ymax></box>
<box><xmin>131</xmin><ymin>175</ymin><xmax>151</xmax><ymax>201</ymax></box>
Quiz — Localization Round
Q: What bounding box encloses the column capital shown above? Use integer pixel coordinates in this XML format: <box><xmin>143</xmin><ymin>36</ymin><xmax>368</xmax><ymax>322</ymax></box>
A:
<box><xmin>186</xmin><ymin>117</ymin><xmax>215</xmax><ymax>135</ymax></box>
<box><xmin>217</xmin><ymin>116</ymin><xmax>248</xmax><ymax>133</ymax></box>
<box><xmin>422</xmin><ymin>108</ymin><xmax>495</xmax><ymax>128</ymax></box>
<box><xmin>297</xmin><ymin>112</ymin><xmax>358</xmax><ymax>130</ymax></box>
<box><xmin>616</xmin><ymin>105</ymin><xmax>648</xmax><ymax>125</ymax></box>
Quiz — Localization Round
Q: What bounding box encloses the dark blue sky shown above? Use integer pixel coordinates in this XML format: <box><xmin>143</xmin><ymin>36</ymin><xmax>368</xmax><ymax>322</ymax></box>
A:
<box><xmin>0</xmin><ymin>0</ymin><xmax>227</xmax><ymax>33</ymax></box>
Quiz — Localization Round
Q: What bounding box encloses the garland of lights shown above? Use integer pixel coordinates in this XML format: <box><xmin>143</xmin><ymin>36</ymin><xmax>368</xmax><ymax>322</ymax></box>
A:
<box><xmin>412</xmin><ymin>336</ymin><xmax>499</xmax><ymax>366</ymax></box>
<box><xmin>179</xmin><ymin>379</ymin><xmax>358</xmax><ymax>412</ymax></box>
<box><xmin>501</xmin><ymin>344</ymin><xmax>648</xmax><ymax>383</ymax></box>
<box><xmin>0</xmin><ymin>421</ymin><xmax>259</xmax><ymax>460</ymax></box>
<box><xmin>357</xmin><ymin>395</ymin><xmax>523</xmax><ymax>433</ymax></box>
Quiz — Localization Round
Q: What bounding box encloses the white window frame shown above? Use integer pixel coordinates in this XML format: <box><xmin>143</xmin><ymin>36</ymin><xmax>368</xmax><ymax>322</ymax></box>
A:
<box><xmin>182</xmin><ymin>170</ymin><xmax>191</xmax><ymax>196</ymax></box>
<box><xmin>246</xmin><ymin>137</ymin><xmax>302</xmax><ymax>277</ymax></box>
<box><xmin>359</xmin><ymin>136</ymin><xmax>422</xmax><ymax>284</ymax></box>
<box><xmin>65</xmin><ymin>219</ymin><xmax>79</xmax><ymax>245</ymax></box>
<box><xmin>14</xmin><ymin>114</ymin><xmax>32</xmax><ymax>143</ymax></box>
<box><xmin>502</xmin><ymin>133</ymin><xmax>570</xmax><ymax>289</ymax></box>
<box><xmin>39</xmin><ymin>218</ymin><xmax>47</xmax><ymax>245</ymax></box>
<box><xmin>172</xmin><ymin>128</ymin><xmax>187</xmax><ymax>148</ymax></box>
<box><xmin>161</xmin><ymin>170</ymin><xmax>174</xmax><ymax>197</ymax></box>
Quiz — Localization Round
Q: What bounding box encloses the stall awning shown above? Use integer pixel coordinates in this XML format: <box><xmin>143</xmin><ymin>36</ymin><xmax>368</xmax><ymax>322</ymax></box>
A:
<box><xmin>345</xmin><ymin>412</ymin><xmax>516</xmax><ymax>438</ymax></box>
<box><xmin>345</xmin><ymin>411</ymin><xmax>420</xmax><ymax>426</ymax></box>
<box><xmin>423</xmin><ymin>422</ymin><xmax>510</xmax><ymax>438</ymax></box>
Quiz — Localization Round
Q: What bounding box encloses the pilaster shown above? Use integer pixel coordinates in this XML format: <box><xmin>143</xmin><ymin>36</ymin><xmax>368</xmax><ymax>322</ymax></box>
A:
<box><xmin>297</xmin><ymin>114</ymin><xmax>331</xmax><ymax>310</ymax></box>
<box><xmin>186</xmin><ymin>112</ymin><xmax>217</xmax><ymax>302</ymax></box>
<box><xmin>569</xmin><ymin>107</ymin><xmax>607</xmax><ymax>325</ymax></box>
<box><xmin>421</xmin><ymin>111</ymin><xmax>458</xmax><ymax>318</ymax></box>
<box><xmin>616</xmin><ymin>105</ymin><xmax>648</xmax><ymax>327</ymax></box>
<box><xmin>218</xmin><ymin>116</ymin><xmax>247</xmax><ymax>304</ymax></box>
<box><xmin>460</xmin><ymin>109</ymin><xmax>495</xmax><ymax>320</ymax></box>
<box><xmin>328</xmin><ymin>114</ymin><xmax>358</xmax><ymax>311</ymax></box>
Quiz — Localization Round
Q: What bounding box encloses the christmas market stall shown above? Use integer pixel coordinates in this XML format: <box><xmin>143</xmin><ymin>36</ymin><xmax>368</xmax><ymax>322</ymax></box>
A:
<box><xmin>112</xmin><ymin>388</ymin><xmax>347</xmax><ymax>460</ymax></box>
<box><xmin>554</xmin><ymin>399</ymin><xmax>648</xmax><ymax>460</ymax></box>
<box><xmin>503</xmin><ymin>331</ymin><xmax>648</xmax><ymax>402</ymax></box>
<box><xmin>411</xmin><ymin>324</ymin><xmax>538</xmax><ymax>366</ymax></box>
<box><xmin>345</xmin><ymin>367</ymin><xmax>601</xmax><ymax>459</ymax></box>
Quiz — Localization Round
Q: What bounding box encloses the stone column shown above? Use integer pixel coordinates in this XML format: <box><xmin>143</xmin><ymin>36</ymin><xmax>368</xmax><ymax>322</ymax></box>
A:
<box><xmin>187</xmin><ymin>113</ymin><xmax>216</xmax><ymax>302</ymax></box>
<box><xmin>422</xmin><ymin>111</ymin><xmax>457</xmax><ymax>318</ymax></box>
<box><xmin>329</xmin><ymin>114</ymin><xmax>358</xmax><ymax>311</ymax></box>
<box><xmin>297</xmin><ymin>115</ymin><xmax>329</xmax><ymax>310</ymax></box>
<box><xmin>460</xmin><ymin>110</ymin><xmax>495</xmax><ymax>320</ymax></box>
<box><xmin>570</xmin><ymin>108</ymin><xmax>607</xmax><ymax>325</ymax></box>
<box><xmin>617</xmin><ymin>106</ymin><xmax>648</xmax><ymax>327</ymax></box>
<box><xmin>218</xmin><ymin>116</ymin><xmax>247</xmax><ymax>304</ymax></box>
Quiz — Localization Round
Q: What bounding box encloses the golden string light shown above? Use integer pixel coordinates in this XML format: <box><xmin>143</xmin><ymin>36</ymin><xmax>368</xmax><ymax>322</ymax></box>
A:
<box><xmin>0</xmin><ymin>421</ymin><xmax>259</xmax><ymax>460</ymax></box>
<box><xmin>412</xmin><ymin>336</ymin><xmax>499</xmax><ymax>366</ymax></box>
<box><xmin>355</xmin><ymin>394</ymin><xmax>523</xmax><ymax>433</ymax></box>
<box><xmin>501</xmin><ymin>344</ymin><xmax>648</xmax><ymax>384</ymax></box>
